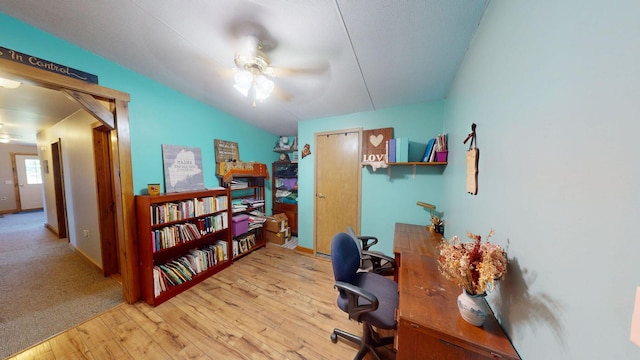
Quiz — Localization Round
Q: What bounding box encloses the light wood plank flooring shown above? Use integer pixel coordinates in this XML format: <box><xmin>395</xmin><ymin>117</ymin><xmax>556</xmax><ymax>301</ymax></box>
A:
<box><xmin>8</xmin><ymin>244</ymin><xmax>395</xmax><ymax>360</ymax></box>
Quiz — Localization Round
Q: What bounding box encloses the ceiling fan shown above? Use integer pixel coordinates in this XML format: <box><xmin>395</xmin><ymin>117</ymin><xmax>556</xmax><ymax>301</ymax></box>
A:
<box><xmin>228</xmin><ymin>21</ymin><xmax>330</xmax><ymax>108</ymax></box>
<box><xmin>232</xmin><ymin>35</ymin><xmax>277</xmax><ymax>107</ymax></box>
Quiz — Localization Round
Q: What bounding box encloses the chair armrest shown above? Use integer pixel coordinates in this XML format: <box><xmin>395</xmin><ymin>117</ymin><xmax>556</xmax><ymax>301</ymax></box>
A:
<box><xmin>362</xmin><ymin>250</ymin><xmax>395</xmax><ymax>264</ymax></box>
<box><xmin>363</xmin><ymin>250</ymin><xmax>396</xmax><ymax>274</ymax></box>
<box><xmin>334</xmin><ymin>281</ymin><xmax>379</xmax><ymax>322</ymax></box>
<box><xmin>358</xmin><ymin>235</ymin><xmax>378</xmax><ymax>251</ymax></box>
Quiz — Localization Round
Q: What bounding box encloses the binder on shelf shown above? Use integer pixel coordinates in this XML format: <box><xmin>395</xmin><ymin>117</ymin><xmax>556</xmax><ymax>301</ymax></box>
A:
<box><xmin>396</xmin><ymin>137</ymin><xmax>409</xmax><ymax>162</ymax></box>
<box><xmin>388</xmin><ymin>139</ymin><xmax>396</xmax><ymax>163</ymax></box>
<box><xmin>422</xmin><ymin>138</ymin><xmax>436</xmax><ymax>162</ymax></box>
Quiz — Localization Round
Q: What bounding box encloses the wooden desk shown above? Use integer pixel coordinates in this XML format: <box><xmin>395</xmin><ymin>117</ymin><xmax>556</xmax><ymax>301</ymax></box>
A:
<box><xmin>394</xmin><ymin>223</ymin><xmax>520</xmax><ymax>360</ymax></box>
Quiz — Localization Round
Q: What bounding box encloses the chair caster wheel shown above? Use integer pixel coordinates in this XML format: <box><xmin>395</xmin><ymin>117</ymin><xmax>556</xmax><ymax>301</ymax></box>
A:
<box><xmin>330</xmin><ymin>332</ymin><xmax>338</xmax><ymax>343</ymax></box>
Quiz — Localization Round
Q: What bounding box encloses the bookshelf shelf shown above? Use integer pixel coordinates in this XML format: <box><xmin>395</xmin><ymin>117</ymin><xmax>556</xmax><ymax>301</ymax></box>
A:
<box><xmin>135</xmin><ymin>188</ymin><xmax>232</xmax><ymax>306</ymax></box>
<box><xmin>272</xmin><ymin>161</ymin><xmax>298</xmax><ymax>236</ymax></box>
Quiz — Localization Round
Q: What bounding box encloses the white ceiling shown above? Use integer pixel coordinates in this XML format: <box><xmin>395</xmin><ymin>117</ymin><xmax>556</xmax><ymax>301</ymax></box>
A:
<box><xmin>0</xmin><ymin>0</ymin><xmax>488</xmax><ymax>143</ymax></box>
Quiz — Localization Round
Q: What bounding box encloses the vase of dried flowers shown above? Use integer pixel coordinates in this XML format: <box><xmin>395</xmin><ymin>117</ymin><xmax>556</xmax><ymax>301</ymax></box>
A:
<box><xmin>437</xmin><ymin>230</ymin><xmax>508</xmax><ymax>326</ymax></box>
<box><xmin>457</xmin><ymin>289</ymin><xmax>489</xmax><ymax>326</ymax></box>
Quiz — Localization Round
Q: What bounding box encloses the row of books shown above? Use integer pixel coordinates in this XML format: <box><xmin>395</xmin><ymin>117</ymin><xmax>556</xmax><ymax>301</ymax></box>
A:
<box><xmin>150</xmin><ymin>196</ymin><xmax>228</xmax><ymax>225</ymax></box>
<box><xmin>387</xmin><ymin>137</ymin><xmax>409</xmax><ymax>162</ymax></box>
<box><xmin>152</xmin><ymin>241</ymin><xmax>228</xmax><ymax>297</ymax></box>
<box><xmin>422</xmin><ymin>134</ymin><xmax>448</xmax><ymax>162</ymax></box>
<box><xmin>151</xmin><ymin>213</ymin><xmax>228</xmax><ymax>252</ymax></box>
<box><xmin>385</xmin><ymin>134</ymin><xmax>449</xmax><ymax>163</ymax></box>
<box><xmin>232</xmin><ymin>233</ymin><xmax>256</xmax><ymax>257</ymax></box>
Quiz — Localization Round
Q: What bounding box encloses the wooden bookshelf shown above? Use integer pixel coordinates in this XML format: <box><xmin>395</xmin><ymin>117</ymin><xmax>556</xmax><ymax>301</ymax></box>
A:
<box><xmin>219</xmin><ymin>175</ymin><xmax>268</xmax><ymax>260</ymax></box>
<box><xmin>135</xmin><ymin>189</ymin><xmax>232</xmax><ymax>306</ymax></box>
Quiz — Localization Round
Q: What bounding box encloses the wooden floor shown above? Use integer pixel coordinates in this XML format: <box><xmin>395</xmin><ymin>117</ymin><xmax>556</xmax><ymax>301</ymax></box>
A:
<box><xmin>8</xmin><ymin>244</ymin><xmax>395</xmax><ymax>360</ymax></box>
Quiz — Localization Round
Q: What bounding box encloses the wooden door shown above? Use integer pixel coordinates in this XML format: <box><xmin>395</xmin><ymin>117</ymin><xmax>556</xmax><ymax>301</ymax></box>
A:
<box><xmin>93</xmin><ymin>125</ymin><xmax>119</xmax><ymax>276</ymax></box>
<box><xmin>315</xmin><ymin>129</ymin><xmax>361</xmax><ymax>255</ymax></box>
<box><xmin>13</xmin><ymin>153</ymin><xmax>44</xmax><ymax>210</ymax></box>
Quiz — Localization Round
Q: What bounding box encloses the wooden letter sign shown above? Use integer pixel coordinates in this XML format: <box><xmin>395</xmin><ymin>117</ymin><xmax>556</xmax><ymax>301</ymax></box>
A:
<box><xmin>362</xmin><ymin>128</ymin><xmax>393</xmax><ymax>163</ymax></box>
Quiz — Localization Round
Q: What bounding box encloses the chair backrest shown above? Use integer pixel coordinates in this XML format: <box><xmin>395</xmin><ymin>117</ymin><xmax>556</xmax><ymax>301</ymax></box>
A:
<box><xmin>346</xmin><ymin>225</ymin><xmax>364</xmax><ymax>257</ymax></box>
<box><xmin>330</xmin><ymin>232</ymin><xmax>361</xmax><ymax>284</ymax></box>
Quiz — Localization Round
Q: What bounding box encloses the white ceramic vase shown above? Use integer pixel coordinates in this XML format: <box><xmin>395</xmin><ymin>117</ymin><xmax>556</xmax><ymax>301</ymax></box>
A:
<box><xmin>457</xmin><ymin>289</ymin><xmax>489</xmax><ymax>326</ymax></box>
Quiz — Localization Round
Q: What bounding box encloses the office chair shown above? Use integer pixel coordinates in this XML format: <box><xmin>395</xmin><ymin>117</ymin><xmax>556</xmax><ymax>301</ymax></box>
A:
<box><xmin>347</xmin><ymin>226</ymin><xmax>395</xmax><ymax>276</ymax></box>
<box><xmin>330</xmin><ymin>232</ymin><xmax>398</xmax><ymax>360</ymax></box>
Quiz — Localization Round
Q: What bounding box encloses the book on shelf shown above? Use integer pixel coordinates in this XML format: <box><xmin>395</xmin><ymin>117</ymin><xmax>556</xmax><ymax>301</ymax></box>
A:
<box><xmin>230</xmin><ymin>180</ymin><xmax>249</xmax><ymax>189</ymax></box>
<box><xmin>421</xmin><ymin>134</ymin><xmax>448</xmax><ymax>162</ymax></box>
<box><xmin>150</xmin><ymin>195</ymin><xmax>228</xmax><ymax>225</ymax></box>
<box><xmin>422</xmin><ymin>138</ymin><xmax>436</xmax><ymax>162</ymax></box>
<box><xmin>153</xmin><ymin>240</ymin><xmax>229</xmax><ymax>297</ymax></box>
<box><xmin>232</xmin><ymin>233</ymin><xmax>257</xmax><ymax>257</ymax></box>
<box><xmin>388</xmin><ymin>139</ymin><xmax>396</xmax><ymax>163</ymax></box>
<box><xmin>395</xmin><ymin>137</ymin><xmax>409</xmax><ymax>162</ymax></box>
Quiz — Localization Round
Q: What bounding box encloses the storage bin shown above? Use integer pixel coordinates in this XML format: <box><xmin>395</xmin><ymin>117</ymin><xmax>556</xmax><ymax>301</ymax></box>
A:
<box><xmin>232</xmin><ymin>214</ymin><xmax>250</xmax><ymax>236</ymax></box>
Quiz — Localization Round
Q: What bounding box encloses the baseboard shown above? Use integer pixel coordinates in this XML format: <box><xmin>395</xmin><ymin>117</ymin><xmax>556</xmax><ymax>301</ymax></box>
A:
<box><xmin>295</xmin><ymin>246</ymin><xmax>313</xmax><ymax>254</ymax></box>
<box><xmin>69</xmin><ymin>244</ymin><xmax>103</xmax><ymax>273</ymax></box>
<box><xmin>44</xmin><ymin>222</ymin><xmax>59</xmax><ymax>236</ymax></box>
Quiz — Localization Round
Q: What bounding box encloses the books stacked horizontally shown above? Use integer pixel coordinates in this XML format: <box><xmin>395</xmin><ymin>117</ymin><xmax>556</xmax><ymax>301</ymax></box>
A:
<box><xmin>230</xmin><ymin>180</ymin><xmax>249</xmax><ymax>189</ymax></box>
<box><xmin>247</xmin><ymin>210</ymin><xmax>267</xmax><ymax>231</ymax></box>
<box><xmin>242</xmin><ymin>197</ymin><xmax>265</xmax><ymax>209</ymax></box>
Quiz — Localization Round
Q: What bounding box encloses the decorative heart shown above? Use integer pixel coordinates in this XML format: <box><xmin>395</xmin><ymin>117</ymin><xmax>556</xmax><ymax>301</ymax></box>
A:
<box><xmin>369</xmin><ymin>134</ymin><xmax>384</xmax><ymax>147</ymax></box>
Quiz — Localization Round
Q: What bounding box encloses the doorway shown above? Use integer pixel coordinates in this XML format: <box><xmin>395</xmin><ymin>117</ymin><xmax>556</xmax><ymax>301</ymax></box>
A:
<box><xmin>11</xmin><ymin>153</ymin><xmax>43</xmax><ymax>210</ymax></box>
<box><xmin>314</xmin><ymin>129</ymin><xmax>362</xmax><ymax>255</ymax></box>
<box><xmin>1</xmin><ymin>58</ymin><xmax>138</xmax><ymax>303</ymax></box>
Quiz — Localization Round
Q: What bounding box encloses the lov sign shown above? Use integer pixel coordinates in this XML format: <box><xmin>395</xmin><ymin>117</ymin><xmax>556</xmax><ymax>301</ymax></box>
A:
<box><xmin>362</xmin><ymin>128</ymin><xmax>393</xmax><ymax>163</ymax></box>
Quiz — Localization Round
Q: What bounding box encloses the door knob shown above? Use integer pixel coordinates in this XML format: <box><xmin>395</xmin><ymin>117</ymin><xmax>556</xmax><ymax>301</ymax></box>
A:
<box><xmin>316</xmin><ymin>193</ymin><xmax>325</xmax><ymax>198</ymax></box>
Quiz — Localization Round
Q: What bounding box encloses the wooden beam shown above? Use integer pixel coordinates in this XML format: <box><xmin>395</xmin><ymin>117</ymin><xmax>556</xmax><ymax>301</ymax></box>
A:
<box><xmin>61</xmin><ymin>89</ymin><xmax>115</xmax><ymax>129</ymax></box>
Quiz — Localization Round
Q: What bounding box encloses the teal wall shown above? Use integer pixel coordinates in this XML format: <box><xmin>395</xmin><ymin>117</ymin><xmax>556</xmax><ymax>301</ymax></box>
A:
<box><xmin>442</xmin><ymin>1</ymin><xmax>640</xmax><ymax>358</ymax></box>
<box><xmin>298</xmin><ymin>101</ymin><xmax>446</xmax><ymax>255</ymax></box>
<box><xmin>0</xmin><ymin>13</ymin><xmax>278</xmax><ymax>199</ymax></box>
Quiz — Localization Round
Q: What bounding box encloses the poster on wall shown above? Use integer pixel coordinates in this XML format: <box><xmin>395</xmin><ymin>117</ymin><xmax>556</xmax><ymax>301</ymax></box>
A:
<box><xmin>161</xmin><ymin>144</ymin><xmax>204</xmax><ymax>193</ymax></box>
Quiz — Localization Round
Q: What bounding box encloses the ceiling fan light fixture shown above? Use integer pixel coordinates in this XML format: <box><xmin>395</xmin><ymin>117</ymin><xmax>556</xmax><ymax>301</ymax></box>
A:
<box><xmin>254</xmin><ymin>75</ymin><xmax>274</xmax><ymax>101</ymax></box>
<box><xmin>233</xmin><ymin>69</ymin><xmax>253</xmax><ymax>97</ymax></box>
<box><xmin>0</xmin><ymin>77</ymin><xmax>21</xmax><ymax>89</ymax></box>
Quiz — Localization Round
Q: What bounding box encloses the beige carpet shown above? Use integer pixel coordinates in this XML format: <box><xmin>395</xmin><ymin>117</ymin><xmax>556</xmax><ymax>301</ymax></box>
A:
<box><xmin>0</xmin><ymin>210</ymin><xmax>123</xmax><ymax>359</ymax></box>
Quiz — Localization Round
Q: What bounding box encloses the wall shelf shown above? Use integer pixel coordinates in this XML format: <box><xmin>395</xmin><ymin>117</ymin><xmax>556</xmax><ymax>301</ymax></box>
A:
<box><xmin>362</xmin><ymin>161</ymin><xmax>448</xmax><ymax>179</ymax></box>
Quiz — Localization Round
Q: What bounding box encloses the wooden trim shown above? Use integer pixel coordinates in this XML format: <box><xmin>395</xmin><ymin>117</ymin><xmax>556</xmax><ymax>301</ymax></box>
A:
<box><xmin>0</xmin><ymin>58</ymin><xmax>129</xmax><ymax>102</ymax></box>
<box><xmin>112</xmin><ymin>99</ymin><xmax>139</xmax><ymax>303</ymax></box>
<box><xmin>1</xmin><ymin>57</ymin><xmax>138</xmax><ymax>304</ymax></box>
<box><xmin>62</xmin><ymin>89</ymin><xmax>115</xmax><ymax>129</ymax></box>
<box><xmin>295</xmin><ymin>246</ymin><xmax>314</xmax><ymax>254</ymax></box>
<box><xmin>44</xmin><ymin>222</ymin><xmax>59</xmax><ymax>236</ymax></box>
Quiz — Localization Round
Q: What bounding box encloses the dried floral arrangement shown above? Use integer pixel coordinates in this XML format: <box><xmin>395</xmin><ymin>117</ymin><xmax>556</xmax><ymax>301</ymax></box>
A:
<box><xmin>437</xmin><ymin>230</ymin><xmax>508</xmax><ymax>295</ymax></box>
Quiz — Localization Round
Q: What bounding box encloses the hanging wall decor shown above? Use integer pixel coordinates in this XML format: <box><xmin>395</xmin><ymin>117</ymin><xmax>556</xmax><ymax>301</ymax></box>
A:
<box><xmin>301</xmin><ymin>144</ymin><xmax>311</xmax><ymax>159</ymax></box>
<box><xmin>161</xmin><ymin>144</ymin><xmax>204</xmax><ymax>193</ymax></box>
<box><xmin>362</xmin><ymin>127</ymin><xmax>393</xmax><ymax>164</ymax></box>
<box><xmin>463</xmin><ymin>124</ymin><xmax>479</xmax><ymax>195</ymax></box>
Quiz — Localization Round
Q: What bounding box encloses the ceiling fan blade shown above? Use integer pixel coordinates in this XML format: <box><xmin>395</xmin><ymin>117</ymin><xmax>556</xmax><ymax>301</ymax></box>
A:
<box><xmin>265</xmin><ymin>60</ymin><xmax>330</xmax><ymax>78</ymax></box>
<box><xmin>272</xmin><ymin>86</ymin><xmax>292</xmax><ymax>103</ymax></box>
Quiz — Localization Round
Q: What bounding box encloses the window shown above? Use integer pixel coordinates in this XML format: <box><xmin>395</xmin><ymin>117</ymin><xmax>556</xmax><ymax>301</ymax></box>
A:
<box><xmin>24</xmin><ymin>159</ymin><xmax>43</xmax><ymax>184</ymax></box>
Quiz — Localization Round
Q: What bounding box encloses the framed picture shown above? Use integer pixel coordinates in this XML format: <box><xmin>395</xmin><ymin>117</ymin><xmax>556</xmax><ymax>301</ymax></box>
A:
<box><xmin>161</xmin><ymin>144</ymin><xmax>204</xmax><ymax>193</ymax></box>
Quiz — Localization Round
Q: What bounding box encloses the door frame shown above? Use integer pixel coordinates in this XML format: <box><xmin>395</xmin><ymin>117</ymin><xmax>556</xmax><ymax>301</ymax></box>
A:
<box><xmin>0</xmin><ymin>58</ymin><xmax>139</xmax><ymax>303</ymax></box>
<box><xmin>50</xmin><ymin>140</ymin><xmax>68</xmax><ymax>239</ymax></box>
